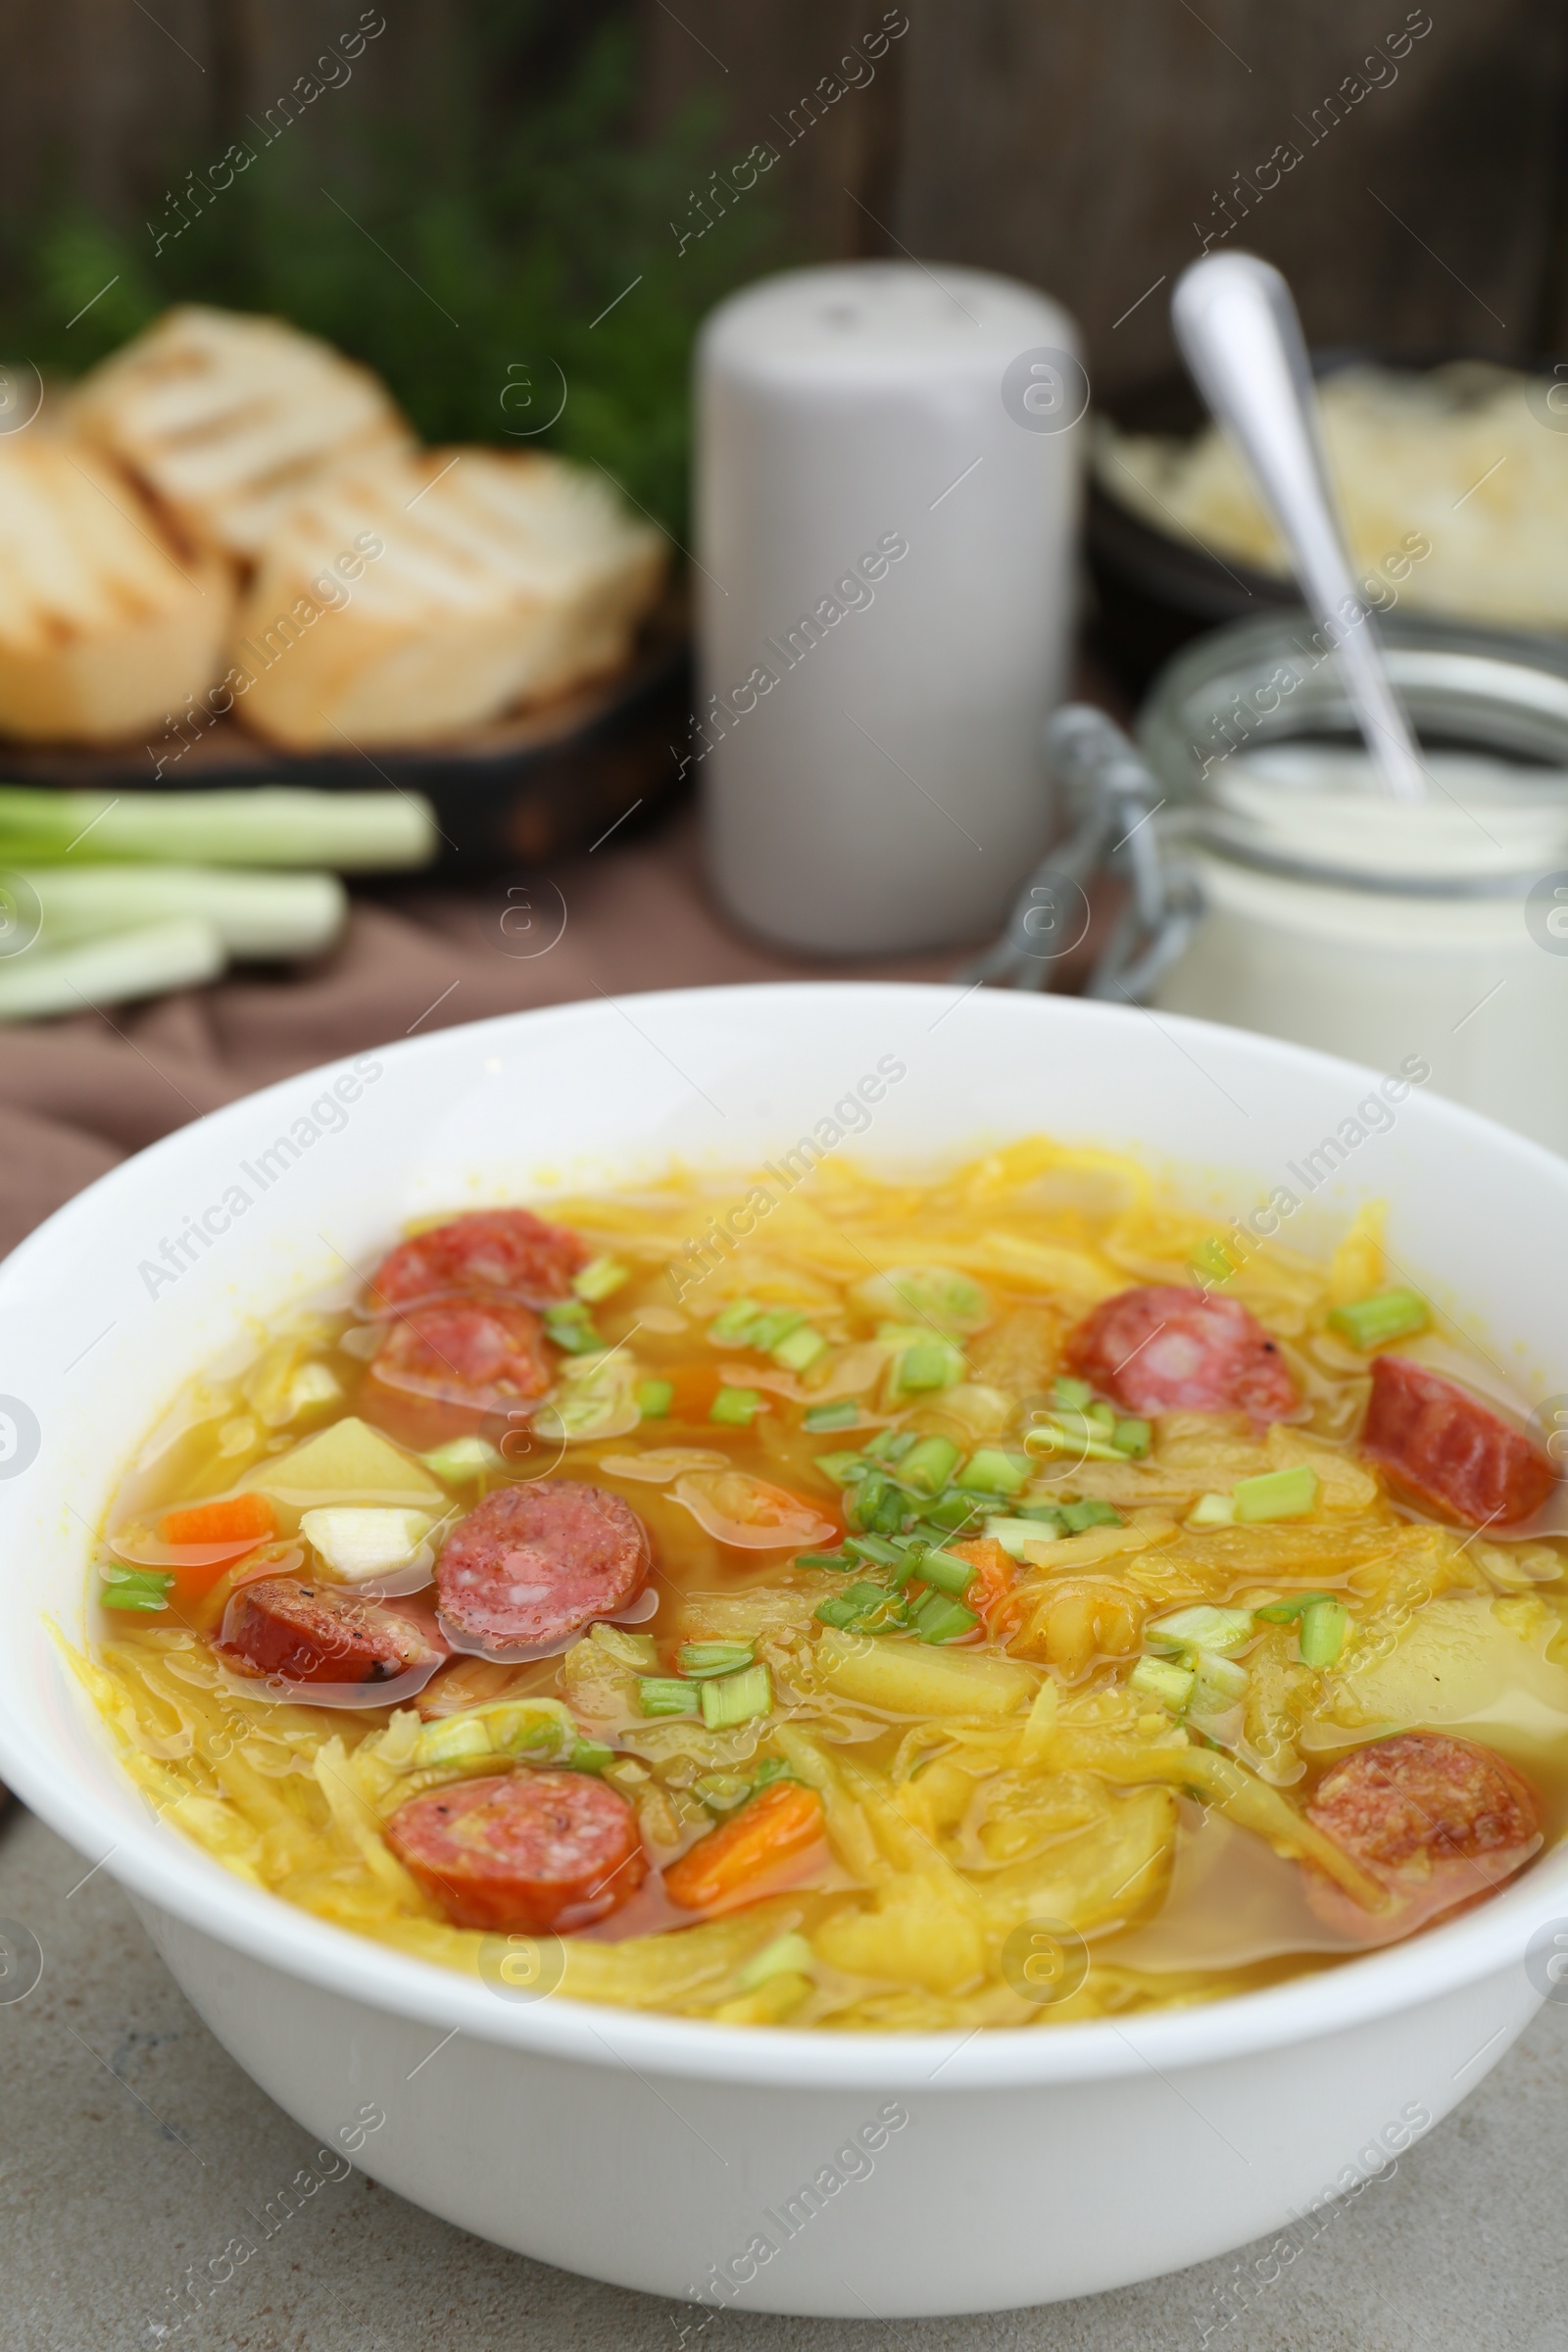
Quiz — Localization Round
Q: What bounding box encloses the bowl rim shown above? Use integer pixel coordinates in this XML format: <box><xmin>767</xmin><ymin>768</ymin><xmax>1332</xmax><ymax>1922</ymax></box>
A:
<box><xmin>0</xmin><ymin>979</ymin><xmax>1561</xmax><ymax>2090</ymax></box>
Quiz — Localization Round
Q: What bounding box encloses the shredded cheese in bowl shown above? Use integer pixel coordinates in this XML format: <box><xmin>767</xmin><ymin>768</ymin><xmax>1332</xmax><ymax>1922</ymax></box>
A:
<box><xmin>1099</xmin><ymin>363</ymin><xmax>1568</xmax><ymax>631</ymax></box>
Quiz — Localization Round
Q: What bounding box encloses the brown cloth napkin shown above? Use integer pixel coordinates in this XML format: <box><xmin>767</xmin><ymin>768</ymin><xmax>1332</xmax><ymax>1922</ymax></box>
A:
<box><xmin>0</xmin><ymin>808</ymin><xmax>976</xmax><ymax>1258</ymax></box>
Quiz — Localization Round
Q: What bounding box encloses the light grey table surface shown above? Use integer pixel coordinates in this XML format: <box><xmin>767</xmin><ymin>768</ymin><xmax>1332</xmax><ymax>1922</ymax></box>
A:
<box><xmin>3</xmin><ymin>1798</ymin><xmax>1563</xmax><ymax>2352</ymax></box>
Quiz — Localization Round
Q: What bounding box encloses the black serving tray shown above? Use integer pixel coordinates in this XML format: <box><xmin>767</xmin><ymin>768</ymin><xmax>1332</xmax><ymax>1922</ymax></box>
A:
<box><xmin>0</xmin><ymin>594</ymin><xmax>692</xmax><ymax>877</ymax></box>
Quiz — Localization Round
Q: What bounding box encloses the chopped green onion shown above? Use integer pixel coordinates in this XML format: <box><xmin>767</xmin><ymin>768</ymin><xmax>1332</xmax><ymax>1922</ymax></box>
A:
<box><xmin>985</xmin><ymin>1514</ymin><xmax>1061</xmax><ymax>1558</ymax></box>
<box><xmin>772</xmin><ymin>1324</ymin><xmax>828</xmax><ymax>1373</ymax></box>
<box><xmin>955</xmin><ymin>1447</ymin><xmax>1030</xmax><ymax>1495</ymax></box>
<box><xmin>543</xmin><ymin>1300</ymin><xmax>602</xmax><ymax>1354</ymax></box>
<box><xmin>1328</xmin><ymin>1289</ymin><xmax>1430</xmax><ymax>1350</ymax></box>
<box><xmin>573</xmin><ymin>1255</ymin><xmax>630</xmax><ymax>1302</ymax></box>
<box><xmin>1233</xmin><ymin>1465</ymin><xmax>1318</xmax><ymax>1523</ymax></box>
<box><xmin>1129</xmin><ymin>1655</ymin><xmax>1195</xmax><ymax>1709</ymax></box>
<box><xmin>897</xmin><ymin>1436</ymin><xmax>961</xmax><ymax>1495</ymax></box>
<box><xmin>710</xmin><ymin>1298</ymin><xmax>763</xmax><ymax>1344</ymax></box>
<box><xmin>637</xmin><ymin>1678</ymin><xmax>700</xmax><ymax>1717</ymax></box>
<box><xmin>1252</xmin><ymin>1591</ymin><xmax>1339</xmax><ymax>1624</ymax></box>
<box><xmin>1087</xmin><ymin>1400</ymin><xmax>1117</xmax><ymax>1436</ymax></box>
<box><xmin>905</xmin><ymin>1546</ymin><xmax>974</xmax><ymax>1597</ymax></box>
<box><xmin>1113</xmin><ymin>1417</ymin><xmax>1152</xmax><ymax>1458</ymax></box>
<box><xmin>887</xmin><ymin>1337</ymin><xmax>965</xmax><ymax>1397</ymax></box>
<box><xmin>1298</xmin><ymin>1599</ymin><xmax>1348</xmax><ymax>1668</ymax></box>
<box><xmin>636</xmin><ymin>1380</ymin><xmax>674</xmax><ymax>1420</ymax></box>
<box><xmin>100</xmin><ymin>1563</ymin><xmax>174</xmax><ymax>1612</ymax></box>
<box><xmin>1058</xmin><ymin>1498</ymin><xmax>1123</xmax><ymax>1533</ymax></box>
<box><xmin>864</xmin><ymin>1428</ymin><xmax>919</xmax><ymax>1464</ymax></box>
<box><xmin>710</xmin><ymin>1386</ymin><xmax>763</xmax><ymax>1427</ymax></box>
<box><xmin>1187</xmin><ymin>1491</ymin><xmax>1236</xmax><ymax>1528</ymax></box>
<box><xmin>795</xmin><ymin>1547</ymin><xmax>854</xmax><ymax>1570</ymax></box>
<box><xmin>737</xmin><ymin>1931</ymin><xmax>815</xmax><ymax>1991</ymax></box>
<box><xmin>749</xmin><ymin>1308</ymin><xmax>806</xmax><ymax>1352</ymax></box>
<box><xmin>920</xmin><ymin>1491</ymin><xmax>990</xmax><ymax>1533</ymax></box>
<box><xmin>1054</xmin><ymin>1376</ymin><xmax>1094</xmax><ymax>1411</ymax></box>
<box><xmin>677</xmin><ymin>1642</ymin><xmax>756</xmax><ymax>1679</ymax></box>
<box><xmin>815</xmin><ymin>1581</ymin><xmax>901</xmax><ymax>1631</ymax></box>
<box><xmin>844</xmin><ymin>1533</ymin><xmax>903</xmax><ymax>1567</ymax></box>
<box><xmin>567</xmin><ymin>1739</ymin><xmax>616</xmax><ymax>1774</ymax></box>
<box><xmin>803</xmin><ymin>1399</ymin><xmax>861</xmax><ymax>1433</ymax></box>
<box><xmin>1190</xmin><ymin>1650</ymin><xmax>1249</xmax><ymax>1709</ymax></box>
<box><xmin>1149</xmin><ymin>1605</ymin><xmax>1254</xmax><ymax>1656</ymax></box>
<box><xmin>1024</xmin><ymin>1416</ymin><xmax>1127</xmax><ymax>1463</ymax></box>
<box><xmin>751</xmin><ymin>1757</ymin><xmax>798</xmax><ymax>1792</ymax></box>
<box><xmin>419</xmin><ymin>1435</ymin><xmax>506</xmax><ymax>1484</ymax></box>
<box><xmin>813</xmin><ymin>1450</ymin><xmax>867</xmax><ymax>1486</ymax></box>
<box><xmin>848</xmin><ymin>1470</ymin><xmax>905</xmax><ymax>1535</ymax></box>
<box><xmin>700</xmin><ymin>1661</ymin><xmax>772</xmax><ymax>1730</ymax></box>
<box><xmin>913</xmin><ymin>1592</ymin><xmax>978</xmax><ymax>1643</ymax></box>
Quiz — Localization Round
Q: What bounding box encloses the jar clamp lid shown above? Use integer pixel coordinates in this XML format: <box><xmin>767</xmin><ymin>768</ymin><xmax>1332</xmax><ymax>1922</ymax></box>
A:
<box><xmin>964</xmin><ymin>705</ymin><xmax>1201</xmax><ymax>1003</ymax></box>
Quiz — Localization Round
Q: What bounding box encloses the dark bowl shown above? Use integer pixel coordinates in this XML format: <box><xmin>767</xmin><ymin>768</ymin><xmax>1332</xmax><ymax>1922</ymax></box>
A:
<box><xmin>1086</xmin><ymin>348</ymin><xmax>1560</xmax><ymax>698</ymax></box>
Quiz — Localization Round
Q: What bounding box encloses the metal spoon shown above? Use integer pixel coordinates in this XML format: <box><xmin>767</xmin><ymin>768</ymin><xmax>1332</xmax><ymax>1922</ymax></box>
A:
<box><xmin>1171</xmin><ymin>251</ymin><xmax>1427</xmax><ymax>804</ymax></box>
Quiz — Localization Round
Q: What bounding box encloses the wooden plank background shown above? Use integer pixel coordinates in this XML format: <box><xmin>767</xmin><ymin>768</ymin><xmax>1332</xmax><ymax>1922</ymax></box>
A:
<box><xmin>2</xmin><ymin>0</ymin><xmax>1566</xmax><ymax>392</ymax></box>
<box><xmin>641</xmin><ymin>0</ymin><xmax>1568</xmax><ymax>386</ymax></box>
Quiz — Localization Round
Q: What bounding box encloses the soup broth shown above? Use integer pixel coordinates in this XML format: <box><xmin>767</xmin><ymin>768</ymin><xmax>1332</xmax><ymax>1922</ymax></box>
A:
<box><xmin>81</xmin><ymin>1139</ymin><xmax>1568</xmax><ymax>2032</ymax></box>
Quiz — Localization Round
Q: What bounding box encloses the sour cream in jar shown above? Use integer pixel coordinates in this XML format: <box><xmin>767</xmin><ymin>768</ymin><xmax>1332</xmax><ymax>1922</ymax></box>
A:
<box><xmin>1139</xmin><ymin>616</ymin><xmax>1568</xmax><ymax>1155</ymax></box>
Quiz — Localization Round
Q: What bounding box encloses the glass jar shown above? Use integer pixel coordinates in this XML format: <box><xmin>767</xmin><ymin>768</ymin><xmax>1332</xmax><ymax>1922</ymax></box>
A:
<box><xmin>1138</xmin><ymin>612</ymin><xmax>1568</xmax><ymax>1155</ymax></box>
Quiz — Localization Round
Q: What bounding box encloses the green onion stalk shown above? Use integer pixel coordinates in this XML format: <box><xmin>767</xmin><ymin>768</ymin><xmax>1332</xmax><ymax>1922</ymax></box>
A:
<box><xmin>0</xmin><ymin>787</ymin><xmax>437</xmax><ymax>1021</ymax></box>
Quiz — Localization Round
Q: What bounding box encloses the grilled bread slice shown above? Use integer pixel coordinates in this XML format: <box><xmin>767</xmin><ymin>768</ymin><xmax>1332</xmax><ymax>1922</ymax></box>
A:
<box><xmin>0</xmin><ymin>434</ymin><xmax>232</xmax><ymax>743</ymax></box>
<box><xmin>71</xmin><ymin>305</ymin><xmax>413</xmax><ymax>567</ymax></box>
<box><xmin>230</xmin><ymin>447</ymin><xmax>666</xmax><ymax>749</ymax></box>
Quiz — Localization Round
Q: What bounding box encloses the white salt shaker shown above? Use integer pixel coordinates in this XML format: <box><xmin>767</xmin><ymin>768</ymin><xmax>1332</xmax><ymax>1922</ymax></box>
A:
<box><xmin>695</xmin><ymin>263</ymin><xmax>1084</xmax><ymax>954</ymax></box>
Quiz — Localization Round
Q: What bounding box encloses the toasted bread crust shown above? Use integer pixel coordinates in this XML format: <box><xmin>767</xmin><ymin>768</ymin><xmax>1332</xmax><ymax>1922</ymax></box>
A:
<box><xmin>71</xmin><ymin>305</ymin><xmax>414</xmax><ymax>565</ymax></box>
<box><xmin>0</xmin><ymin>435</ymin><xmax>231</xmax><ymax>742</ymax></box>
<box><xmin>230</xmin><ymin>446</ymin><xmax>665</xmax><ymax>748</ymax></box>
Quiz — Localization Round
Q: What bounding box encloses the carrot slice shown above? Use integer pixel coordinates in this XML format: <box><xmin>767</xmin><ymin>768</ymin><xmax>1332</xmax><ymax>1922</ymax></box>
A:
<box><xmin>161</xmin><ymin>1493</ymin><xmax>276</xmax><ymax>1548</ymax></box>
<box><xmin>663</xmin><ymin>1780</ymin><xmax>825</xmax><ymax>1913</ymax></box>
<box><xmin>951</xmin><ymin>1537</ymin><xmax>1015</xmax><ymax>1625</ymax></box>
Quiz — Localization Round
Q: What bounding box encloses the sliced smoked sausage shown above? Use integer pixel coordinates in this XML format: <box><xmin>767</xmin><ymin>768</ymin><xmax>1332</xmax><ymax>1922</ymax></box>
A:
<box><xmin>1360</xmin><ymin>1355</ymin><xmax>1555</xmax><ymax>1528</ymax></box>
<box><xmin>1303</xmin><ymin>1731</ymin><xmax>1541</xmax><ymax>1941</ymax></box>
<box><xmin>370</xmin><ymin>1208</ymin><xmax>589</xmax><ymax>1310</ymax></box>
<box><xmin>1065</xmin><ymin>1285</ymin><xmax>1298</xmax><ymax>1419</ymax></box>
<box><xmin>368</xmin><ymin>1297</ymin><xmax>555</xmax><ymax>1415</ymax></box>
<box><xmin>437</xmin><ymin>1479</ymin><xmax>651</xmax><ymax>1655</ymax></box>
<box><xmin>386</xmin><ymin>1768</ymin><xmax>646</xmax><ymax>1931</ymax></box>
<box><xmin>219</xmin><ymin>1577</ymin><xmax>442</xmax><ymax>1687</ymax></box>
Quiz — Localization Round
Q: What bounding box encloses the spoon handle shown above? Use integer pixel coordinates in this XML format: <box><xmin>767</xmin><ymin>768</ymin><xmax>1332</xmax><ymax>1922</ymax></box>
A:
<box><xmin>1171</xmin><ymin>251</ymin><xmax>1426</xmax><ymax>804</ymax></box>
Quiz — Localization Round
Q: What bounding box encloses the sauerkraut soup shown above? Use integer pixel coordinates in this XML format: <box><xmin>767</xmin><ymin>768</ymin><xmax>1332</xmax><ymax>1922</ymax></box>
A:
<box><xmin>81</xmin><ymin>1141</ymin><xmax>1568</xmax><ymax>2031</ymax></box>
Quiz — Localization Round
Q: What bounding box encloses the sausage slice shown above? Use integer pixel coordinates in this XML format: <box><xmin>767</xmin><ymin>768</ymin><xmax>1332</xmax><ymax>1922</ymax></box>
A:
<box><xmin>1303</xmin><ymin>1731</ymin><xmax>1541</xmax><ymax>1940</ymax></box>
<box><xmin>1065</xmin><ymin>1285</ymin><xmax>1298</xmax><ymax>1419</ymax></box>
<box><xmin>368</xmin><ymin>1297</ymin><xmax>555</xmax><ymax>1415</ymax></box>
<box><xmin>386</xmin><ymin>1769</ymin><xmax>646</xmax><ymax>1932</ymax></box>
<box><xmin>370</xmin><ymin>1208</ymin><xmax>589</xmax><ymax>1310</ymax></box>
<box><xmin>1361</xmin><ymin>1355</ymin><xmax>1555</xmax><ymax>1528</ymax></box>
<box><xmin>219</xmin><ymin>1576</ymin><xmax>442</xmax><ymax>1687</ymax></box>
<box><xmin>437</xmin><ymin>1479</ymin><xmax>651</xmax><ymax>1655</ymax></box>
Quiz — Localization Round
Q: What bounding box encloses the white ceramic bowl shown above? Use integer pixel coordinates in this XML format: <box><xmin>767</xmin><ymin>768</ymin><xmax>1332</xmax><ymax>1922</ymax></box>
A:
<box><xmin>1</xmin><ymin>984</ymin><xmax>1564</xmax><ymax>2318</ymax></box>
